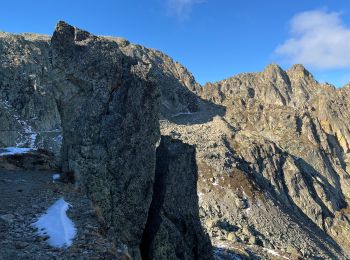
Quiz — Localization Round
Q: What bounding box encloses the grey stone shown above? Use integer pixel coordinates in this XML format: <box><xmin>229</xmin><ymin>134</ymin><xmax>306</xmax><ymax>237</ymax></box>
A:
<box><xmin>0</xmin><ymin>214</ymin><xmax>14</xmax><ymax>224</ymax></box>
<box><xmin>3</xmin><ymin>18</ymin><xmax>350</xmax><ymax>259</ymax></box>
<box><xmin>0</xmin><ymin>21</ymin><xmax>213</xmax><ymax>259</ymax></box>
<box><xmin>50</xmin><ymin>21</ymin><xmax>160</xmax><ymax>254</ymax></box>
<box><xmin>140</xmin><ymin>136</ymin><xmax>213</xmax><ymax>259</ymax></box>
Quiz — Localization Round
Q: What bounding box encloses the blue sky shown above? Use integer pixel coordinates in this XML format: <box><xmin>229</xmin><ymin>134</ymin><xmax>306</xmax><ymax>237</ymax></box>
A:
<box><xmin>1</xmin><ymin>0</ymin><xmax>350</xmax><ymax>86</ymax></box>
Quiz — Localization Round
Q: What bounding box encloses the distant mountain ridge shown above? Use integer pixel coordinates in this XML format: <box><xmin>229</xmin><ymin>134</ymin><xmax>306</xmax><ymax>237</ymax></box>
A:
<box><xmin>0</xmin><ymin>21</ymin><xmax>350</xmax><ymax>259</ymax></box>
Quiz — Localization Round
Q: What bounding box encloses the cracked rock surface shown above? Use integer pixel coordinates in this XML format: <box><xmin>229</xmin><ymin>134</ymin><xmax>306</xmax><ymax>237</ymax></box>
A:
<box><xmin>1</xmin><ymin>21</ymin><xmax>350</xmax><ymax>259</ymax></box>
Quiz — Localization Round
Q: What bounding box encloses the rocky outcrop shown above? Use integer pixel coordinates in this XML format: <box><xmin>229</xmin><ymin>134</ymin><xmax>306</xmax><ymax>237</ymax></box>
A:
<box><xmin>49</xmin><ymin>21</ymin><xmax>161</xmax><ymax>257</ymax></box>
<box><xmin>2</xmin><ymin>20</ymin><xmax>350</xmax><ymax>259</ymax></box>
<box><xmin>113</xmin><ymin>38</ymin><xmax>201</xmax><ymax>118</ymax></box>
<box><xmin>0</xmin><ymin>32</ymin><xmax>61</xmax><ymax>157</ymax></box>
<box><xmin>0</xmin><ymin>22</ymin><xmax>213</xmax><ymax>259</ymax></box>
<box><xmin>183</xmin><ymin>64</ymin><xmax>350</xmax><ymax>257</ymax></box>
<box><xmin>0</xmin><ymin>149</ymin><xmax>56</xmax><ymax>170</ymax></box>
<box><xmin>141</xmin><ymin>136</ymin><xmax>212</xmax><ymax>259</ymax></box>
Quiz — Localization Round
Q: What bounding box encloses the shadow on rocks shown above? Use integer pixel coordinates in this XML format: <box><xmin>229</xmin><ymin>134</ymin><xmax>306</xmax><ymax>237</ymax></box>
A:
<box><xmin>140</xmin><ymin>136</ymin><xmax>213</xmax><ymax>259</ymax></box>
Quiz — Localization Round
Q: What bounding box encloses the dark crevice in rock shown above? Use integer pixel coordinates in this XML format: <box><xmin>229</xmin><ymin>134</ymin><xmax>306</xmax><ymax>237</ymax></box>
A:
<box><xmin>307</xmin><ymin>115</ymin><xmax>322</xmax><ymax>144</ymax></box>
<box><xmin>140</xmin><ymin>136</ymin><xmax>213</xmax><ymax>260</ymax></box>
<box><xmin>296</xmin><ymin>115</ymin><xmax>303</xmax><ymax>135</ymax></box>
<box><xmin>140</xmin><ymin>137</ymin><xmax>168</xmax><ymax>260</ymax></box>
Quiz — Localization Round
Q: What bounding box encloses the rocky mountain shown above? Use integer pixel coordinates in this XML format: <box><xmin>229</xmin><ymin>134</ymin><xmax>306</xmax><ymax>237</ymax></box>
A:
<box><xmin>0</xmin><ymin>22</ymin><xmax>212</xmax><ymax>259</ymax></box>
<box><xmin>194</xmin><ymin>64</ymin><xmax>350</xmax><ymax>258</ymax></box>
<box><xmin>1</xmin><ymin>21</ymin><xmax>350</xmax><ymax>259</ymax></box>
<box><xmin>0</xmin><ymin>31</ymin><xmax>61</xmax><ymax>159</ymax></box>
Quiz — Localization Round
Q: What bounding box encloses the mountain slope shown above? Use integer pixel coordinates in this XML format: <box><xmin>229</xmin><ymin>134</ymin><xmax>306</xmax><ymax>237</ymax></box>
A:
<box><xmin>1</xmin><ymin>22</ymin><xmax>350</xmax><ymax>259</ymax></box>
<box><xmin>166</xmin><ymin>63</ymin><xmax>350</xmax><ymax>258</ymax></box>
<box><xmin>0</xmin><ymin>22</ymin><xmax>213</xmax><ymax>259</ymax></box>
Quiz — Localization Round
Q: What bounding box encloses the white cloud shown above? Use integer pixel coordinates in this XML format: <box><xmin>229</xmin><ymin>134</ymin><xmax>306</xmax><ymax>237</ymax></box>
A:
<box><xmin>275</xmin><ymin>9</ymin><xmax>350</xmax><ymax>69</ymax></box>
<box><xmin>167</xmin><ymin>0</ymin><xmax>205</xmax><ymax>20</ymax></box>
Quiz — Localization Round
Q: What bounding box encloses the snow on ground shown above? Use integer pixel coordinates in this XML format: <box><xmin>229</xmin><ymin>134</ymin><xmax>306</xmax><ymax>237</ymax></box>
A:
<box><xmin>32</xmin><ymin>198</ymin><xmax>76</xmax><ymax>248</ymax></box>
<box><xmin>213</xmin><ymin>245</ymin><xmax>242</xmax><ymax>260</ymax></box>
<box><xmin>0</xmin><ymin>147</ymin><xmax>34</xmax><ymax>156</ymax></box>
<box><xmin>263</xmin><ymin>248</ymin><xmax>289</xmax><ymax>259</ymax></box>
<box><xmin>14</xmin><ymin>113</ymin><xmax>37</xmax><ymax>148</ymax></box>
<box><xmin>171</xmin><ymin>109</ymin><xmax>194</xmax><ymax>118</ymax></box>
<box><xmin>0</xmin><ymin>99</ymin><xmax>38</xmax><ymax>148</ymax></box>
<box><xmin>52</xmin><ymin>174</ymin><xmax>61</xmax><ymax>182</ymax></box>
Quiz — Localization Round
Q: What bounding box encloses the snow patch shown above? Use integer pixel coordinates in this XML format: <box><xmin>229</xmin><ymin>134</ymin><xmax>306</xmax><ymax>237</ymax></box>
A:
<box><xmin>263</xmin><ymin>248</ymin><xmax>289</xmax><ymax>259</ymax></box>
<box><xmin>171</xmin><ymin>109</ymin><xmax>193</xmax><ymax>118</ymax></box>
<box><xmin>316</xmin><ymin>176</ymin><xmax>323</xmax><ymax>183</ymax></box>
<box><xmin>0</xmin><ymin>99</ymin><xmax>37</xmax><ymax>148</ymax></box>
<box><xmin>14</xmin><ymin>114</ymin><xmax>37</xmax><ymax>147</ymax></box>
<box><xmin>213</xmin><ymin>243</ymin><xmax>242</xmax><ymax>260</ymax></box>
<box><xmin>52</xmin><ymin>174</ymin><xmax>61</xmax><ymax>182</ymax></box>
<box><xmin>53</xmin><ymin>134</ymin><xmax>63</xmax><ymax>144</ymax></box>
<box><xmin>0</xmin><ymin>147</ymin><xmax>33</xmax><ymax>156</ymax></box>
<box><xmin>33</xmin><ymin>198</ymin><xmax>76</xmax><ymax>248</ymax></box>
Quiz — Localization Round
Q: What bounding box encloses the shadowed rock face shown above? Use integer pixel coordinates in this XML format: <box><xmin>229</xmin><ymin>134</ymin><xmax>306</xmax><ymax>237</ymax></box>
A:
<box><xmin>0</xmin><ymin>32</ymin><xmax>61</xmax><ymax>158</ymax></box>
<box><xmin>2</xmin><ymin>20</ymin><xmax>350</xmax><ymax>259</ymax></box>
<box><xmin>141</xmin><ymin>136</ymin><xmax>213</xmax><ymax>260</ymax></box>
<box><xmin>110</xmin><ymin>34</ymin><xmax>226</xmax><ymax>125</ymax></box>
<box><xmin>0</xmin><ymin>21</ymin><xmax>214</xmax><ymax>259</ymax></box>
<box><xmin>50</xmin><ymin>21</ymin><xmax>161</xmax><ymax>257</ymax></box>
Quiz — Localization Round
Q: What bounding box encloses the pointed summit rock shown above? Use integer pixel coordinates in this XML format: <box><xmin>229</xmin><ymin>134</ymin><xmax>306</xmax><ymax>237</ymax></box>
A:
<box><xmin>51</xmin><ymin>21</ymin><xmax>75</xmax><ymax>48</ymax></box>
<box><xmin>285</xmin><ymin>64</ymin><xmax>318</xmax><ymax>104</ymax></box>
<box><xmin>263</xmin><ymin>63</ymin><xmax>290</xmax><ymax>85</ymax></box>
<box><xmin>263</xmin><ymin>63</ymin><xmax>284</xmax><ymax>76</ymax></box>
<box><xmin>287</xmin><ymin>64</ymin><xmax>314</xmax><ymax>80</ymax></box>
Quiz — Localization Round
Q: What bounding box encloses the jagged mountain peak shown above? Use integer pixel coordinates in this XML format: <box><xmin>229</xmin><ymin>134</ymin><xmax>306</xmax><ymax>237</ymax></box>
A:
<box><xmin>55</xmin><ymin>20</ymin><xmax>71</xmax><ymax>30</ymax></box>
<box><xmin>262</xmin><ymin>63</ymin><xmax>290</xmax><ymax>85</ymax></box>
<box><xmin>1</xmin><ymin>21</ymin><xmax>350</xmax><ymax>259</ymax></box>
<box><xmin>263</xmin><ymin>63</ymin><xmax>284</xmax><ymax>74</ymax></box>
<box><xmin>287</xmin><ymin>63</ymin><xmax>315</xmax><ymax>81</ymax></box>
<box><xmin>263</xmin><ymin>63</ymin><xmax>317</xmax><ymax>86</ymax></box>
<box><xmin>199</xmin><ymin>62</ymin><xmax>336</xmax><ymax>108</ymax></box>
<box><xmin>52</xmin><ymin>20</ymin><xmax>75</xmax><ymax>43</ymax></box>
<box><xmin>52</xmin><ymin>20</ymin><xmax>93</xmax><ymax>47</ymax></box>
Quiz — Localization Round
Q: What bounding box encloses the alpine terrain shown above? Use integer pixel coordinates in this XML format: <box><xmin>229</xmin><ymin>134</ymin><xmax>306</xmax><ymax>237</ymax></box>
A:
<box><xmin>0</xmin><ymin>21</ymin><xmax>349</xmax><ymax>259</ymax></box>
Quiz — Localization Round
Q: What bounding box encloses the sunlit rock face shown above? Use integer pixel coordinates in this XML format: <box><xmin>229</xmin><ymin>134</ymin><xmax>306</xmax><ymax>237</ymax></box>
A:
<box><xmin>2</xmin><ymin>19</ymin><xmax>350</xmax><ymax>259</ymax></box>
<box><xmin>187</xmin><ymin>63</ymin><xmax>350</xmax><ymax>257</ymax></box>
<box><xmin>0</xmin><ymin>21</ymin><xmax>213</xmax><ymax>259</ymax></box>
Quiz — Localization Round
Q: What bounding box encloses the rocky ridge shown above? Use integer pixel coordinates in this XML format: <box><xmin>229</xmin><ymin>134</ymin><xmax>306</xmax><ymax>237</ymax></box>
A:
<box><xmin>1</xmin><ymin>21</ymin><xmax>350</xmax><ymax>259</ymax></box>
<box><xmin>195</xmin><ymin>64</ymin><xmax>350</xmax><ymax>256</ymax></box>
<box><xmin>0</xmin><ymin>22</ymin><xmax>212</xmax><ymax>259</ymax></box>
